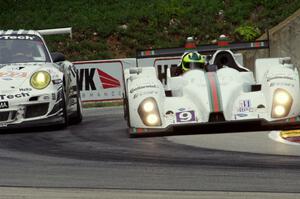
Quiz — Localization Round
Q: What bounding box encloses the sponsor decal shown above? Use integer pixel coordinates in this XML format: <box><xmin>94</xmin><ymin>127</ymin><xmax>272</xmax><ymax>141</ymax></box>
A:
<box><xmin>19</xmin><ymin>88</ymin><xmax>32</xmax><ymax>92</ymax></box>
<box><xmin>0</xmin><ymin>101</ymin><xmax>8</xmax><ymax>109</ymax></box>
<box><xmin>270</xmin><ymin>82</ymin><xmax>295</xmax><ymax>87</ymax></box>
<box><xmin>2</xmin><ymin>77</ymin><xmax>13</xmax><ymax>81</ymax></box>
<box><xmin>133</xmin><ymin>91</ymin><xmax>158</xmax><ymax>99</ymax></box>
<box><xmin>74</xmin><ymin>60</ymin><xmax>126</xmax><ymax>101</ymax></box>
<box><xmin>0</xmin><ymin>92</ymin><xmax>29</xmax><ymax>100</ymax></box>
<box><xmin>79</xmin><ymin>68</ymin><xmax>96</xmax><ymax>91</ymax></box>
<box><xmin>0</xmin><ymin>35</ymin><xmax>35</xmax><ymax>40</ymax></box>
<box><xmin>0</xmin><ymin>71</ymin><xmax>27</xmax><ymax>78</ymax></box>
<box><xmin>176</xmin><ymin>110</ymin><xmax>196</xmax><ymax>123</ymax></box>
<box><xmin>267</xmin><ymin>76</ymin><xmax>294</xmax><ymax>81</ymax></box>
<box><xmin>80</xmin><ymin>90</ymin><xmax>122</xmax><ymax>99</ymax></box>
<box><xmin>78</xmin><ymin>68</ymin><xmax>121</xmax><ymax>91</ymax></box>
<box><xmin>130</xmin><ymin>85</ymin><xmax>159</xmax><ymax>94</ymax></box>
<box><xmin>239</xmin><ymin>99</ymin><xmax>253</xmax><ymax>112</ymax></box>
<box><xmin>236</xmin><ymin>113</ymin><xmax>248</xmax><ymax>117</ymax></box>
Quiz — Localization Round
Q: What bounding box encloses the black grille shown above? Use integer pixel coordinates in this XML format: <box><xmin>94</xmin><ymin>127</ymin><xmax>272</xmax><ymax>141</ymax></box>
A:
<box><xmin>48</xmin><ymin>101</ymin><xmax>61</xmax><ymax>115</ymax></box>
<box><xmin>0</xmin><ymin>112</ymin><xmax>9</xmax><ymax>122</ymax></box>
<box><xmin>209</xmin><ymin>112</ymin><xmax>225</xmax><ymax>122</ymax></box>
<box><xmin>11</xmin><ymin>111</ymin><xmax>17</xmax><ymax>120</ymax></box>
<box><xmin>25</xmin><ymin>103</ymin><xmax>49</xmax><ymax>118</ymax></box>
<box><xmin>29</xmin><ymin>96</ymin><xmax>39</xmax><ymax>101</ymax></box>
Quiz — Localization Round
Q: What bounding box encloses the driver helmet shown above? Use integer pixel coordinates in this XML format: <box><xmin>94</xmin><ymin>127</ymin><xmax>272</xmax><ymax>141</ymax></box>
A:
<box><xmin>180</xmin><ymin>51</ymin><xmax>206</xmax><ymax>72</ymax></box>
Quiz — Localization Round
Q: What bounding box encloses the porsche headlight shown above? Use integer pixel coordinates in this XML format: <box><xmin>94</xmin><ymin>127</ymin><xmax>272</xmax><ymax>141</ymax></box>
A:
<box><xmin>30</xmin><ymin>71</ymin><xmax>51</xmax><ymax>90</ymax></box>
<box><xmin>138</xmin><ymin>97</ymin><xmax>161</xmax><ymax>126</ymax></box>
<box><xmin>272</xmin><ymin>89</ymin><xmax>292</xmax><ymax>118</ymax></box>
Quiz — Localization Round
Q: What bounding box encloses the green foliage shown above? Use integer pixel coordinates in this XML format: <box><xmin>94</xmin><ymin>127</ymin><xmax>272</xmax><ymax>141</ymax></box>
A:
<box><xmin>0</xmin><ymin>0</ymin><xmax>299</xmax><ymax>60</ymax></box>
<box><xmin>234</xmin><ymin>25</ymin><xmax>261</xmax><ymax>41</ymax></box>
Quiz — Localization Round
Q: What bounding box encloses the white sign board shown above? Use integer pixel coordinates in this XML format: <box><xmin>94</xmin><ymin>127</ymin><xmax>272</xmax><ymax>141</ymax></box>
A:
<box><xmin>74</xmin><ymin>59</ymin><xmax>136</xmax><ymax>102</ymax></box>
<box><xmin>74</xmin><ymin>57</ymin><xmax>180</xmax><ymax>101</ymax></box>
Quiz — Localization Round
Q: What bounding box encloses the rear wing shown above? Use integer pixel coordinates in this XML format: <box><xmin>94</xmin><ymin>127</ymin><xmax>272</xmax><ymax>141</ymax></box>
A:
<box><xmin>137</xmin><ymin>40</ymin><xmax>269</xmax><ymax>59</ymax></box>
<box><xmin>38</xmin><ymin>27</ymin><xmax>72</xmax><ymax>38</ymax></box>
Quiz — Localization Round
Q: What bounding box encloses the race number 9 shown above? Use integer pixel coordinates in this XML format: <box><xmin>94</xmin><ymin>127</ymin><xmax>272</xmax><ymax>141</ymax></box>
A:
<box><xmin>176</xmin><ymin>111</ymin><xmax>196</xmax><ymax>123</ymax></box>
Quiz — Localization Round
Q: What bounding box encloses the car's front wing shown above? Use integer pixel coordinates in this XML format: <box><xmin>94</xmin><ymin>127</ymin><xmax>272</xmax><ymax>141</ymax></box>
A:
<box><xmin>128</xmin><ymin>118</ymin><xmax>300</xmax><ymax>138</ymax></box>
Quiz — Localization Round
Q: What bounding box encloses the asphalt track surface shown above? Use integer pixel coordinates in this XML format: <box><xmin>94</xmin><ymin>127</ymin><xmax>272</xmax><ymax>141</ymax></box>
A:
<box><xmin>0</xmin><ymin>107</ymin><xmax>300</xmax><ymax>198</ymax></box>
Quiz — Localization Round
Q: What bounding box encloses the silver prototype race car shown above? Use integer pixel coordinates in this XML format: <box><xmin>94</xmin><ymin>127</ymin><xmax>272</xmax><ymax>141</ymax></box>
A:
<box><xmin>0</xmin><ymin>28</ymin><xmax>82</xmax><ymax>129</ymax></box>
<box><xmin>123</xmin><ymin>38</ymin><xmax>300</xmax><ymax>137</ymax></box>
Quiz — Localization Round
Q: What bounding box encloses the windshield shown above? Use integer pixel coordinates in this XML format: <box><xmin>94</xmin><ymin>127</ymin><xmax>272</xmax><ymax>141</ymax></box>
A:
<box><xmin>0</xmin><ymin>34</ymin><xmax>51</xmax><ymax>64</ymax></box>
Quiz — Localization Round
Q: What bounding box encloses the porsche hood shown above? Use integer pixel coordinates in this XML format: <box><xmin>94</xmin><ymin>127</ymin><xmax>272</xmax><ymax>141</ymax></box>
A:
<box><xmin>0</xmin><ymin>63</ymin><xmax>61</xmax><ymax>89</ymax></box>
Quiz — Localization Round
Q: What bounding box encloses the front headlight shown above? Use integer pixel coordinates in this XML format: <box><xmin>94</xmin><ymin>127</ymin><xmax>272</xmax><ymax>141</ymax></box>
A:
<box><xmin>138</xmin><ymin>97</ymin><xmax>162</xmax><ymax>126</ymax></box>
<box><xmin>272</xmin><ymin>89</ymin><xmax>293</xmax><ymax>118</ymax></box>
<box><xmin>30</xmin><ymin>71</ymin><xmax>51</xmax><ymax>90</ymax></box>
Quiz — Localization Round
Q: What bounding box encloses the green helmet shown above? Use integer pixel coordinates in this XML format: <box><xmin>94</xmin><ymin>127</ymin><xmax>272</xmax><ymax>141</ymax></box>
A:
<box><xmin>181</xmin><ymin>51</ymin><xmax>206</xmax><ymax>71</ymax></box>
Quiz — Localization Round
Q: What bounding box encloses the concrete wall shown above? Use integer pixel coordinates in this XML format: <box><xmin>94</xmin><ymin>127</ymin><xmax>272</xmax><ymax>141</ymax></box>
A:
<box><xmin>242</xmin><ymin>8</ymin><xmax>300</xmax><ymax>70</ymax></box>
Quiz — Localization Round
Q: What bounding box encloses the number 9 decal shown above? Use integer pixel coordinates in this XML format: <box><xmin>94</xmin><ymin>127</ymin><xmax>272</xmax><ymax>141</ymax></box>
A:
<box><xmin>176</xmin><ymin>111</ymin><xmax>196</xmax><ymax>123</ymax></box>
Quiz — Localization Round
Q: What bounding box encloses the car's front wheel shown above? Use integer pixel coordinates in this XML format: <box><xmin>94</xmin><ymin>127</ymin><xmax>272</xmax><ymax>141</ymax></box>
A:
<box><xmin>70</xmin><ymin>92</ymin><xmax>83</xmax><ymax>125</ymax></box>
<box><xmin>56</xmin><ymin>88</ymin><xmax>69</xmax><ymax>129</ymax></box>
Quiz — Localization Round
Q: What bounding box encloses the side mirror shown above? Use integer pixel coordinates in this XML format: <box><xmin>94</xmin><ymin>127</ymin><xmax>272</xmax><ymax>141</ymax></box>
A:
<box><xmin>51</xmin><ymin>52</ymin><xmax>65</xmax><ymax>62</ymax></box>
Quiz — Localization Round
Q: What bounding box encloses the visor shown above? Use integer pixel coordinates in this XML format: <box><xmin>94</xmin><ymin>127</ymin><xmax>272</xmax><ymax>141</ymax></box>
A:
<box><xmin>183</xmin><ymin>62</ymin><xmax>205</xmax><ymax>70</ymax></box>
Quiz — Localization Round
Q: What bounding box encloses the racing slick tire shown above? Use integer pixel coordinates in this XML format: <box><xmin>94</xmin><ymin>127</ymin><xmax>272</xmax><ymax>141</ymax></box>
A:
<box><xmin>70</xmin><ymin>91</ymin><xmax>83</xmax><ymax>125</ymax></box>
<box><xmin>123</xmin><ymin>73</ymin><xmax>131</xmax><ymax>128</ymax></box>
<box><xmin>123</xmin><ymin>93</ymin><xmax>131</xmax><ymax>127</ymax></box>
<box><xmin>56</xmin><ymin>87</ymin><xmax>69</xmax><ymax>129</ymax></box>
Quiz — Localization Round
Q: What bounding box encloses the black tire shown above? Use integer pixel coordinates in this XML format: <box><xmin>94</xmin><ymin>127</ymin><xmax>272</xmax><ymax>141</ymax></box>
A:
<box><xmin>123</xmin><ymin>73</ymin><xmax>131</xmax><ymax>127</ymax></box>
<box><xmin>57</xmin><ymin>89</ymin><xmax>69</xmax><ymax>129</ymax></box>
<box><xmin>70</xmin><ymin>93</ymin><xmax>83</xmax><ymax>125</ymax></box>
<box><xmin>123</xmin><ymin>93</ymin><xmax>131</xmax><ymax>127</ymax></box>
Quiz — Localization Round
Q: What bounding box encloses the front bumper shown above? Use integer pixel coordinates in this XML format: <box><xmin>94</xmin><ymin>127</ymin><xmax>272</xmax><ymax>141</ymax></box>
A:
<box><xmin>0</xmin><ymin>111</ymin><xmax>64</xmax><ymax>130</ymax></box>
<box><xmin>129</xmin><ymin>118</ymin><xmax>300</xmax><ymax>137</ymax></box>
<box><xmin>0</xmin><ymin>88</ymin><xmax>64</xmax><ymax>129</ymax></box>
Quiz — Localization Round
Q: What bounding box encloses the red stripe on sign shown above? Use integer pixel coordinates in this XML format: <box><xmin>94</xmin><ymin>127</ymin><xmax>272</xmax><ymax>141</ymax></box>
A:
<box><xmin>97</xmin><ymin>69</ymin><xmax>120</xmax><ymax>83</ymax></box>
<box><xmin>207</xmin><ymin>73</ymin><xmax>220</xmax><ymax>112</ymax></box>
<box><xmin>102</xmin><ymin>82</ymin><xmax>120</xmax><ymax>89</ymax></box>
<box><xmin>99</xmin><ymin>75</ymin><xmax>120</xmax><ymax>85</ymax></box>
<box><xmin>97</xmin><ymin>69</ymin><xmax>120</xmax><ymax>89</ymax></box>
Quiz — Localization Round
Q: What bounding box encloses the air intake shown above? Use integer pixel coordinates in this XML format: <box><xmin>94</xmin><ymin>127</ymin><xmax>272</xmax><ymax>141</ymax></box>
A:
<box><xmin>209</xmin><ymin>112</ymin><xmax>225</xmax><ymax>122</ymax></box>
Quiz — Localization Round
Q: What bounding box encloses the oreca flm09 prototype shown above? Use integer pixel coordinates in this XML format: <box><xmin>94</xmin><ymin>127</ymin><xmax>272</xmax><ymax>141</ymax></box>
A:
<box><xmin>123</xmin><ymin>37</ymin><xmax>300</xmax><ymax>137</ymax></box>
<box><xmin>0</xmin><ymin>28</ymin><xmax>82</xmax><ymax>129</ymax></box>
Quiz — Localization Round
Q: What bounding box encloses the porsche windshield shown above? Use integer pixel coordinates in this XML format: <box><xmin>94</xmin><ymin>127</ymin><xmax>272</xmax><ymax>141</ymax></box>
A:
<box><xmin>0</xmin><ymin>34</ymin><xmax>51</xmax><ymax>64</ymax></box>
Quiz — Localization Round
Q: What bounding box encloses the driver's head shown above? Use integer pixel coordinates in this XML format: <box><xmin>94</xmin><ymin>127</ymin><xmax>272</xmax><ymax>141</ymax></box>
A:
<box><xmin>181</xmin><ymin>51</ymin><xmax>206</xmax><ymax>72</ymax></box>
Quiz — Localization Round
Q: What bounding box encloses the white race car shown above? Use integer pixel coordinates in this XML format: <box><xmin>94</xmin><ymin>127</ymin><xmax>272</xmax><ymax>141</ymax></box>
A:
<box><xmin>123</xmin><ymin>39</ymin><xmax>300</xmax><ymax>137</ymax></box>
<box><xmin>0</xmin><ymin>28</ymin><xmax>82</xmax><ymax>129</ymax></box>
